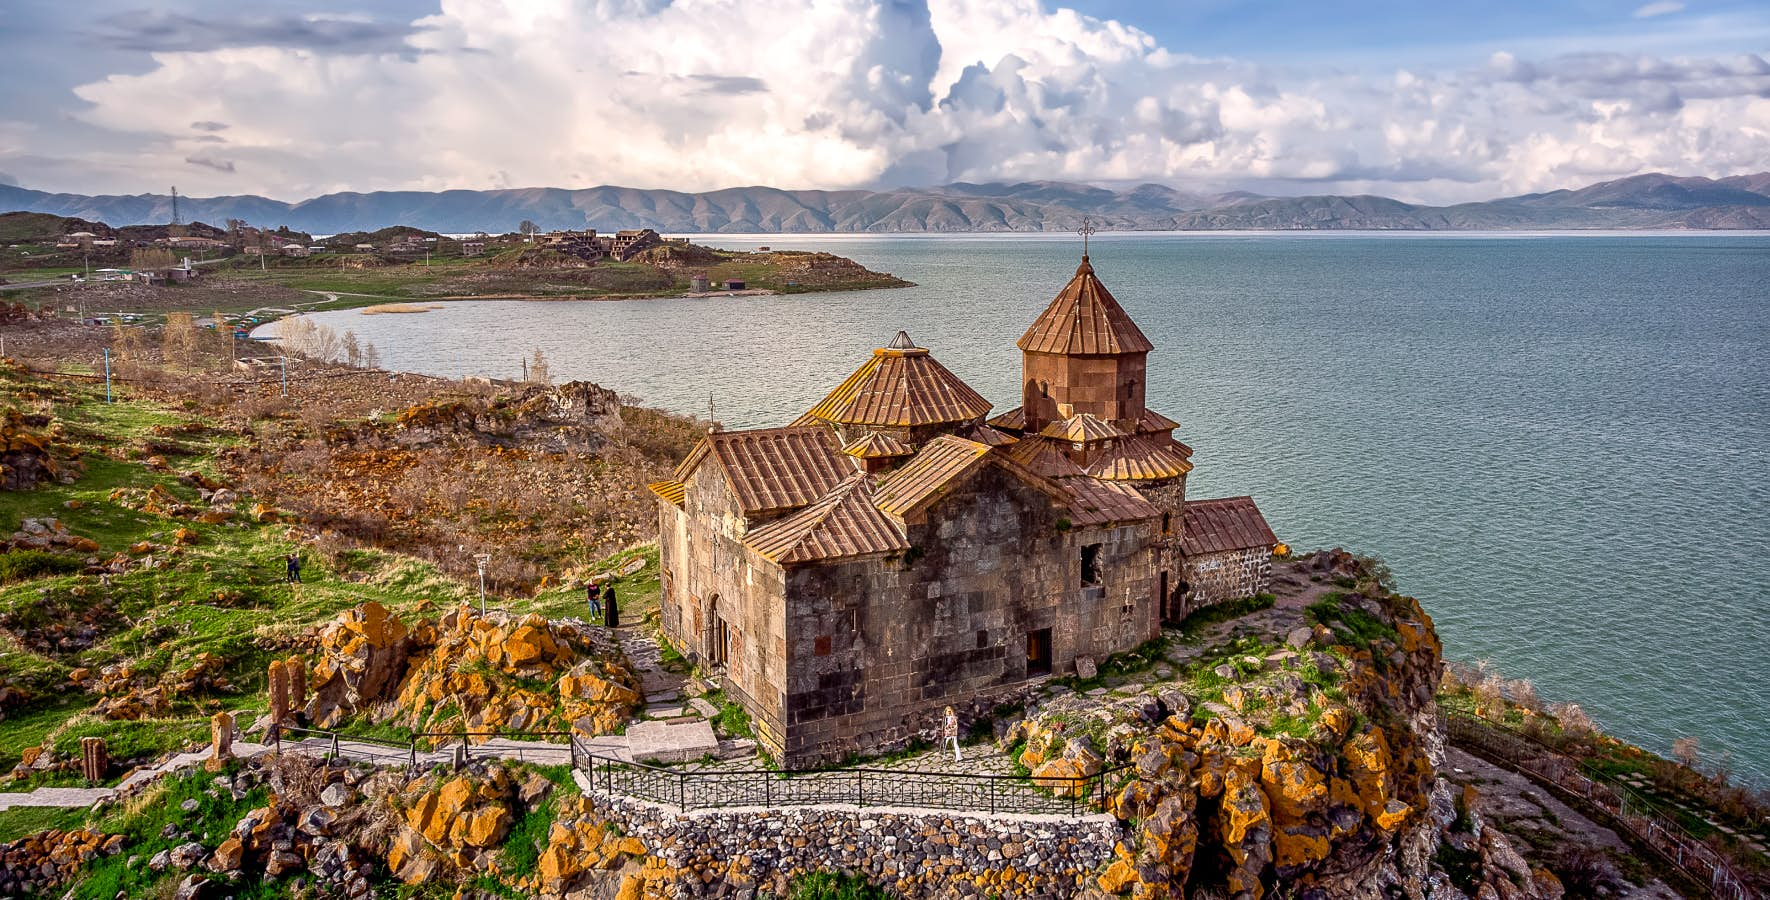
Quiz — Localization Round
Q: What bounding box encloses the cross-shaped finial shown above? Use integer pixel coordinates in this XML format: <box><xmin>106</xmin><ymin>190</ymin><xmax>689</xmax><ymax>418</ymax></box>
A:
<box><xmin>1077</xmin><ymin>218</ymin><xmax>1096</xmax><ymax>258</ymax></box>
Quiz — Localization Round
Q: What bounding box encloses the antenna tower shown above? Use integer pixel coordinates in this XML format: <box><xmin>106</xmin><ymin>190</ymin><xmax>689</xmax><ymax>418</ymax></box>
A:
<box><xmin>170</xmin><ymin>187</ymin><xmax>182</xmax><ymax>227</ymax></box>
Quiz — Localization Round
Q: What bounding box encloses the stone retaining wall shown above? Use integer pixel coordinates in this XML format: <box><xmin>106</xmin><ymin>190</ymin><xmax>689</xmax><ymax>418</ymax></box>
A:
<box><xmin>587</xmin><ymin>791</ymin><xmax>1121</xmax><ymax>898</ymax></box>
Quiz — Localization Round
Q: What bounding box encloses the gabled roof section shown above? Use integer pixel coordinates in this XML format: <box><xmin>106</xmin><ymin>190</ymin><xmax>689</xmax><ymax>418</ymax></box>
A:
<box><xmin>1018</xmin><ymin>257</ymin><xmax>1154</xmax><ymax>356</ymax></box>
<box><xmin>648</xmin><ymin>480</ymin><xmax>686</xmax><ymax>507</ymax></box>
<box><xmin>1057</xmin><ymin>477</ymin><xmax>1162</xmax><ymax>527</ymax></box>
<box><xmin>957</xmin><ymin>422</ymin><xmax>1019</xmax><ymax>447</ymax></box>
<box><xmin>744</xmin><ymin>475</ymin><xmax>909</xmax><ymax>564</ymax></box>
<box><xmin>680</xmin><ymin>426</ymin><xmax>853</xmax><ymax>517</ymax></box>
<box><xmin>874</xmin><ymin>434</ymin><xmax>993</xmax><ymax>519</ymax></box>
<box><xmin>1180</xmin><ymin>496</ymin><xmax>1278</xmax><ymax>556</ymax></box>
<box><xmin>986</xmin><ymin>406</ymin><xmax>1027</xmax><ymax>432</ymax></box>
<box><xmin>1135</xmin><ymin>407</ymin><xmax>1180</xmax><ymax>434</ymax></box>
<box><xmin>1001</xmin><ymin>434</ymin><xmax>1085</xmax><ymax>478</ymax></box>
<box><xmin>1083</xmin><ymin>434</ymin><xmax>1195</xmax><ymax>481</ymax></box>
<box><xmin>806</xmin><ymin>335</ymin><xmax>993</xmax><ymax>427</ymax></box>
<box><xmin>841</xmin><ymin>431</ymin><xmax>913</xmax><ymax>459</ymax></box>
<box><xmin>1038</xmin><ymin>412</ymin><xmax>1127</xmax><ymax>443</ymax></box>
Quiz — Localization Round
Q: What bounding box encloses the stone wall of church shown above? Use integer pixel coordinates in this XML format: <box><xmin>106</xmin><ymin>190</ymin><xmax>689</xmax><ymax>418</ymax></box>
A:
<box><xmin>1177</xmin><ymin>546</ymin><xmax>1272</xmax><ymax>618</ymax></box>
<box><xmin>657</xmin><ymin>469</ymin><xmax>789</xmax><ymax>753</ymax></box>
<box><xmin>774</xmin><ymin>466</ymin><xmax>1158</xmax><ymax>767</ymax></box>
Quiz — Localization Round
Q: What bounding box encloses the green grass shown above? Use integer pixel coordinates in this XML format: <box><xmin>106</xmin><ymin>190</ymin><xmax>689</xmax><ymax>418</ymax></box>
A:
<box><xmin>779</xmin><ymin>872</ymin><xmax>899</xmax><ymax>899</ymax></box>
<box><xmin>700</xmin><ymin>688</ymin><xmax>755</xmax><ymax>740</ymax></box>
<box><xmin>77</xmin><ymin>763</ymin><xmax>277</xmax><ymax>899</ymax></box>
<box><xmin>0</xmin><ymin>805</ymin><xmax>88</xmax><ymax>843</ymax></box>
<box><xmin>1304</xmin><ymin>592</ymin><xmax>1400</xmax><ymax>651</ymax></box>
<box><xmin>1171</xmin><ymin>593</ymin><xmax>1276</xmax><ymax>641</ymax></box>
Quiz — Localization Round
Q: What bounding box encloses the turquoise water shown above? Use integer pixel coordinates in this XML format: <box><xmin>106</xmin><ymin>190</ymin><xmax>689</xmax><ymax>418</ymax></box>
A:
<box><xmin>302</xmin><ymin>233</ymin><xmax>1770</xmax><ymax>780</ymax></box>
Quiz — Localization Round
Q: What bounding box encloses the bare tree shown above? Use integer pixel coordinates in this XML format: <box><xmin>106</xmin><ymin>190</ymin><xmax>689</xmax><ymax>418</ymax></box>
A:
<box><xmin>276</xmin><ymin>317</ymin><xmax>346</xmax><ymax>362</ymax></box>
<box><xmin>130</xmin><ymin>247</ymin><xmax>174</xmax><ymax>270</ymax></box>
<box><xmin>363</xmin><ymin>342</ymin><xmax>381</xmax><ymax>371</ymax></box>
<box><xmin>344</xmin><ymin>330</ymin><xmax>362</xmax><ymax>367</ymax></box>
<box><xmin>162</xmin><ymin>312</ymin><xmax>198</xmax><ymax>370</ymax></box>
<box><xmin>519</xmin><ymin>220</ymin><xmax>539</xmax><ymax>240</ymax></box>
<box><xmin>1672</xmin><ymin>736</ymin><xmax>1701</xmax><ymax>769</ymax></box>
<box><xmin>528</xmin><ymin>348</ymin><xmax>551</xmax><ymax>385</ymax></box>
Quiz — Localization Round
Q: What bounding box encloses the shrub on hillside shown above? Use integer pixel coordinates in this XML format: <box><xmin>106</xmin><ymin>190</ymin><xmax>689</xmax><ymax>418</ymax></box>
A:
<box><xmin>0</xmin><ymin>549</ymin><xmax>82</xmax><ymax>584</ymax></box>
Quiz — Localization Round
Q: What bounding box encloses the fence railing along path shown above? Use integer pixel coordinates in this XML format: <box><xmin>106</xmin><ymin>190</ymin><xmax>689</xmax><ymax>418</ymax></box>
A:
<box><xmin>571</xmin><ymin>738</ymin><xmax>1124</xmax><ymax>817</ymax></box>
<box><xmin>1446</xmin><ymin>711</ymin><xmax>1757</xmax><ymax>900</ymax></box>
<box><xmin>266</xmin><ymin>725</ymin><xmax>1121</xmax><ymax>818</ymax></box>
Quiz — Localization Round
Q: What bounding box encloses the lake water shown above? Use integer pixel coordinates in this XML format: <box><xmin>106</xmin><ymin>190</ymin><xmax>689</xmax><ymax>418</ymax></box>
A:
<box><xmin>298</xmin><ymin>232</ymin><xmax>1770</xmax><ymax>781</ymax></box>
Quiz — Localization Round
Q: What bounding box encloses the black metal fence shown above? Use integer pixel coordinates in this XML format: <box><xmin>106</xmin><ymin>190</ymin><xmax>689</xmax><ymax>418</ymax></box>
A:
<box><xmin>266</xmin><ymin>725</ymin><xmax>1125</xmax><ymax>817</ymax></box>
<box><xmin>572</xmin><ymin>738</ymin><xmax>1126</xmax><ymax>816</ymax></box>
<box><xmin>1447</xmin><ymin>712</ymin><xmax>1757</xmax><ymax>900</ymax></box>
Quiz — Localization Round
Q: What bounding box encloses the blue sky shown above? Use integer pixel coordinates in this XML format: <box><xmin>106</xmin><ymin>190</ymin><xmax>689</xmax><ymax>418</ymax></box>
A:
<box><xmin>1</xmin><ymin>1</ymin><xmax>1766</xmax><ymax>202</ymax></box>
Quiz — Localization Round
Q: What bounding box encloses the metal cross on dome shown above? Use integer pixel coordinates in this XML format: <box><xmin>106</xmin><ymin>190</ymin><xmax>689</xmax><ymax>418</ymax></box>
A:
<box><xmin>1077</xmin><ymin>218</ymin><xmax>1096</xmax><ymax>257</ymax></box>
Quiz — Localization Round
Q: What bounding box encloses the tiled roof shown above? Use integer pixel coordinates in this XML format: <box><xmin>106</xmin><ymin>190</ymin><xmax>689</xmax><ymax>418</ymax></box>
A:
<box><xmin>1180</xmin><ymin>496</ymin><xmax>1278</xmax><ymax>556</ymax></box>
<box><xmin>1038</xmin><ymin>413</ymin><xmax>1127</xmax><ymax>443</ymax></box>
<box><xmin>806</xmin><ymin>337</ymin><xmax>993</xmax><ymax>427</ymax></box>
<box><xmin>841</xmin><ymin>431</ymin><xmax>914</xmax><ymax>459</ymax></box>
<box><xmin>957</xmin><ymin>422</ymin><xmax>1019</xmax><ymax>447</ymax></box>
<box><xmin>986</xmin><ymin>406</ymin><xmax>1027</xmax><ymax>432</ymax></box>
<box><xmin>683</xmin><ymin>427</ymin><xmax>854</xmax><ymax>517</ymax></box>
<box><xmin>1001</xmin><ymin>434</ymin><xmax>1085</xmax><ymax>478</ymax></box>
<box><xmin>1135</xmin><ymin>408</ymin><xmax>1180</xmax><ymax>433</ymax></box>
<box><xmin>648</xmin><ymin>480</ymin><xmax>686</xmax><ymax>507</ymax></box>
<box><xmin>874</xmin><ymin>435</ymin><xmax>993</xmax><ymax>519</ymax></box>
<box><xmin>1083</xmin><ymin>434</ymin><xmax>1195</xmax><ymax>481</ymax></box>
<box><xmin>1057</xmin><ymin>477</ymin><xmax>1161</xmax><ymax>527</ymax></box>
<box><xmin>744</xmin><ymin>475</ymin><xmax>909</xmax><ymax>564</ymax></box>
<box><xmin>1017</xmin><ymin>257</ymin><xmax>1154</xmax><ymax>356</ymax></box>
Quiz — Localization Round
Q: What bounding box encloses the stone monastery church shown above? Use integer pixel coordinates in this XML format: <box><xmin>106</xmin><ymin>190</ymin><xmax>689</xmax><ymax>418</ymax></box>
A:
<box><xmin>651</xmin><ymin>255</ymin><xmax>1278</xmax><ymax>767</ymax></box>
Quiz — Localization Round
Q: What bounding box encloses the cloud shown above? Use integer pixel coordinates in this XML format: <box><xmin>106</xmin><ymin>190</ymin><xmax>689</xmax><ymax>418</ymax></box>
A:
<box><xmin>35</xmin><ymin>0</ymin><xmax>1770</xmax><ymax>204</ymax></box>
<box><xmin>1633</xmin><ymin>1</ymin><xmax>1686</xmax><ymax>19</ymax></box>
<box><xmin>184</xmin><ymin>155</ymin><xmax>236</xmax><ymax>173</ymax></box>
<box><xmin>190</xmin><ymin>121</ymin><xmax>229</xmax><ymax>132</ymax></box>
<box><xmin>89</xmin><ymin>9</ymin><xmax>423</xmax><ymax>54</ymax></box>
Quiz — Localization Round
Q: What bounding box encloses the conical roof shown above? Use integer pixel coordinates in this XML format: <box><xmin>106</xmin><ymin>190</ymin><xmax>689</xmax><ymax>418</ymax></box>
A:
<box><xmin>1018</xmin><ymin>256</ymin><xmax>1154</xmax><ymax>356</ymax></box>
<box><xmin>806</xmin><ymin>334</ymin><xmax>992</xmax><ymax>427</ymax></box>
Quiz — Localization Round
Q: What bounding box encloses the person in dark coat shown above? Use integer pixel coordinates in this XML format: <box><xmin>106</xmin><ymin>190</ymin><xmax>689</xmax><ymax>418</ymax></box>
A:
<box><xmin>286</xmin><ymin>553</ymin><xmax>302</xmax><ymax>584</ymax></box>
<box><xmin>586</xmin><ymin>581</ymin><xmax>602</xmax><ymax>619</ymax></box>
<box><xmin>603</xmin><ymin>584</ymin><xmax>619</xmax><ymax>629</ymax></box>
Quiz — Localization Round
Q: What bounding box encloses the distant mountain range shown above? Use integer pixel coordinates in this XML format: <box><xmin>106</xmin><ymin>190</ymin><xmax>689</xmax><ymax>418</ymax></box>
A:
<box><xmin>3</xmin><ymin>172</ymin><xmax>1768</xmax><ymax>234</ymax></box>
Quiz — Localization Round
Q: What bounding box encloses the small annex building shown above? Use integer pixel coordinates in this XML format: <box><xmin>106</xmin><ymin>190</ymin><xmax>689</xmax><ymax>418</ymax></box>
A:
<box><xmin>651</xmin><ymin>255</ymin><xmax>1278</xmax><ymax>767</ymax></box>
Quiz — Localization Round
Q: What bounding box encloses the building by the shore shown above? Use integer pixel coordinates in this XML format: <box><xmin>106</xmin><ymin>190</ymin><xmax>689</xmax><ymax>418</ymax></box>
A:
<box><xmin>650</xmin><ymin>254</ymin><xmax>1278</xmax><ymax>767</ymax></box>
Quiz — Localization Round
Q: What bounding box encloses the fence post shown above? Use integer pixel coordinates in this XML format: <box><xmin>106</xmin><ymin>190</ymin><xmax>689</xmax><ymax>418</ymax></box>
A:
<box><xmin>330</xmin><ymin>732</ymin><xmax>340</xmax><ymax>761</ymax></box>
<box><xmin>679</xmin><ymin>773</ymin><xmax>686</xmax><ymax>811</ymax></box>
<box><xmin>766</xmin><ymin>774</ymin><xmax>773</xmax><ymax>808</ymax></box>
<box><xmin>857</xmin><ymin>769</ymin><xmax>865</xmax><ymax>807</ymax></box>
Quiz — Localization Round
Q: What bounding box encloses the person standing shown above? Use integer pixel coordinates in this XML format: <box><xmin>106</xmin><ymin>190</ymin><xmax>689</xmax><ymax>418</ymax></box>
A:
<box><xmin>586</xmin><ymin>581</ymin><xmax>602</xmax><ymax>620</ymax></box>
<box><xmin>944</xmin><ymin>706</ymin><xmax>962</xmax><ymax>762</ymax></box>
<box><xmin>604</xmin><ymin>584</ymin><xmax>619</xmax><ymax>629</ymax></box>
<box><xmin>286</xmin><ymin>553</ymin><xmax>302</xmax><ymax>584</ymax></box>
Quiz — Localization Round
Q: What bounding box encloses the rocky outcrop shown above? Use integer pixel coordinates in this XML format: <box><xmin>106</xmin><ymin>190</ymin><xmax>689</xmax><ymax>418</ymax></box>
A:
<box><xmin>391</xmin><ymin>381</ymin><xmax>622</xmax><ymax>453</ymax></box>
<box><xmin>0</xmin><ymin>828</ymin><xmax>124</xmax><ymax>895</ymax></box>
<box><xmin>0</xmin><ymin>408</ymin><xmax>69</xmax><ymax>491</ymax></box>
<box><xmin>301</xmin><ymin>601</ymin><xmax>639</xmax><ymax>736</ymax></box>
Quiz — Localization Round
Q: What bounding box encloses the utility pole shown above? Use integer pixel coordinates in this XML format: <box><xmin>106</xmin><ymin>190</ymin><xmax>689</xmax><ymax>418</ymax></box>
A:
<box><xmin>103</xmin><ymin>348</ymin><xmax>112</xmax><ymax>403</ymax></box>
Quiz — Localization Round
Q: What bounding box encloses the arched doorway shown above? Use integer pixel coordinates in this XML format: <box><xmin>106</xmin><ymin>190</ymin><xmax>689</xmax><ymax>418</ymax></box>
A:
<box><xmin>706</xmin><ymin>595</ymin><xmax>730</xmax><ymax>667</ymax></box>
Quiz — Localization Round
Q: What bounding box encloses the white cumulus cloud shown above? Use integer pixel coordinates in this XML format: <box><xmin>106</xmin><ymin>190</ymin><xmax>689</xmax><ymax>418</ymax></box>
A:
<box><xmin>25</xmin><ymin>0</ymin><xmax>1770</xmax><ymax>203</ymax></box>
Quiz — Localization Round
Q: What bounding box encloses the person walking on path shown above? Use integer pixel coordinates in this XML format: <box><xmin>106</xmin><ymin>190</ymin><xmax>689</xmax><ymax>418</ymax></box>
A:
<box><xmin>586</xmin><ymin>581</ymin><xmax>603</xmax><ymax>620</ymax></box>
<box><xmin>603</xmin><ymin>584</ymin><xmax>619</xmax><ymax>629</ymax></box>
<box><xmin>944</xmin><ymin>706</ymin><xmax>962</xmax><ymax>762</ymax></box>
<box><xmin>285</xmin><ymin>553</ymin><xmax>302</xmax><ymax>584</ymax></box>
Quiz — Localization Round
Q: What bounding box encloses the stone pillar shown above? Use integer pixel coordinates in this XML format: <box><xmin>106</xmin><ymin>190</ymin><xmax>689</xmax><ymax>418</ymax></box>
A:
<box><xmin>206</xmin><ymin>711</ymin><xmax>235</xmax><ymax>772</ymax></box>
<box><xmin>267</xmin><ymin>660</ymin><xmax>290</xmax><ymax>727</ymax></box>
<box><xmin>79</xmin><ymin>737</ymin><xmax>107</xmax><ymax>783</ymax></box>
<box><xmin>287</xmin><ymin>657</ymin><xmax>307</xmax><ymax>712</ymax></box>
